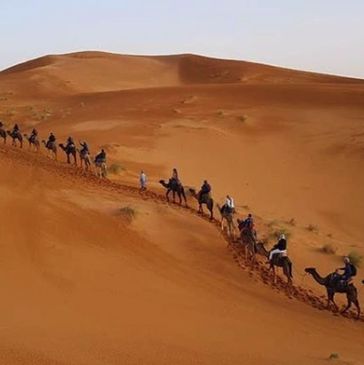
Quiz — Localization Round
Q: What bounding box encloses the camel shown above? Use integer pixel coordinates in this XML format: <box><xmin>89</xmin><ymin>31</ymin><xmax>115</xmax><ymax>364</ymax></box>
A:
<box><xmin>256</xmin><ymin>242</ymin><xmax>293</xmax><ymax>285</ymax></box>
<box><xmin>95</xmin><ymin>160</ymin><xmax>107</xmax><ymax>178</ymax></box>
<box><xmin>0</xmin><ymin>127</ymin><xmax>6</xmax><ymax>144</ymax></box>
<box><xmin>24</xmin><ymin>133</ymin><xmax>40</xmax><ymax>152</ymax></box>
<box><xmin>217</xmin><ymin>203</ymin><xmax>235</xmax><ymax>238</ymax></box>
<box><xmin>189</xmin><ymin>188</ymin><xmax>214</xmax><ymax>220</ymax></box>
<box><xmin>77</xmin><ymin>148</ymin><xmax>92</xmax><ymax>171</ymax></box>
<box><xmin>159</xmin><ymin>179</ymin><xmax>187</xmax><ymax>205</ymax></box>
<box><xmin>240</xmin><ymin>227</ymin><xmax>258</xmax><ymax>265</ymax></box>
<box><xmin>42</xmin><ymin>140</ymin><xmax>57</xmax><ymax>160</ymax></box>
<box><xmin>59</xmin><ymin>143</ymin><xmax>77</xmax><ymax>165</ymax></box>
<box><xmin>305</xmin><ymin>268</ymin><xmax>361</xmax><ymax>319</ymax></box>
<box><xmin>7</xmin><ymin>130</ymin><xmax>23</xmax><ymax>148</ymax></box>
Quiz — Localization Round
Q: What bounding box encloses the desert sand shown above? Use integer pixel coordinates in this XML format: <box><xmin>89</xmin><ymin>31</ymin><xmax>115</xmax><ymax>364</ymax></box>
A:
<box><xmin>0</xmin><ymin>52</ymin><xmax>363</xmax><ymax>364</ymax></box>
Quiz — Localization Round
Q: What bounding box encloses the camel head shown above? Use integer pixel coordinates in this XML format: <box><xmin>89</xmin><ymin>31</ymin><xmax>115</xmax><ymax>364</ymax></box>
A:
<box><xmin>189</xmin><ymin>188</ymin><xmax>196</xmax><ymax>194</ymax></box>
<box><xmin>159</xmin><ymin>180</ymin><xmax>168</xmax><ymax>188</ymax></box>
<box><xmin>304</xmin><ymin>268</ymin><xmax>316</xmax><ymax>275</ymax></box>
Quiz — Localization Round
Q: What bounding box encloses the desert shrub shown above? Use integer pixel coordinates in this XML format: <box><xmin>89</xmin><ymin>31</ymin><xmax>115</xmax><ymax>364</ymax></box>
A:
<box><xmin>237</xmin><ymin>115</ymin><xmax>247</xmax><ymax>122</ymax></box>
<box><xmin>287</xmin><ymin>218</ymin><xmax>296</xmax><ymax>226</ymax></box>
<box><xmin>306</xmin><ymin>224</ymin><xmax>319</xmax><ymax>233</ymax></box>
<box><xmin>328</xmin><ymin>353</ymin><xmax>339</xmax><ymax>360</ymax></box>
<box><xmin>217</xmin><ymin>110</ymin><xmax>225</xmax><ymax>117</ymax></box>
<box><xmin>320</xmin><ymin>244</ymin><xmax>337</xmax><ymax>255</ymax></box>
<box><xmin>348</xmin><ymin>251</ymin><xmax>362</xmax><ymax>267</ymax></box>
<box><xmin>119</xmin><ymin>206</ymin><xmax>136</xmax><ymax>222</ymax></box>
<box><xmin>108</xmin><ymin>163</ymin><xmax>125</xmax><ymax>175</ymax></box>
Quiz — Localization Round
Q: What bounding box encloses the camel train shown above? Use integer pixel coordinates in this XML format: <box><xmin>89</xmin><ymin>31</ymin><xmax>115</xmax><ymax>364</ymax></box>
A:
<box><xmin>1</xmin><ymin>121</ymin><xmax>362</xmax><ymax>319</ymax></box>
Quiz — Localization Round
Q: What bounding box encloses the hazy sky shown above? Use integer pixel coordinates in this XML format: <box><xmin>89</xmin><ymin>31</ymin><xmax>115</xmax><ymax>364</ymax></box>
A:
<box><xmin>1</xmin><ymin>0</ymin><xmax>363</xmax><ymax>78</ymax></box>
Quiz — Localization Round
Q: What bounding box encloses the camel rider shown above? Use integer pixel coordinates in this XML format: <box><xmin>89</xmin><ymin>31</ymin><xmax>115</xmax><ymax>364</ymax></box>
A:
<box><xmin>269</xmin><ymin>234</ymin><xmax>287</xmax><ymax>262</ymax></box>
<box><xmin>12</xmin><ymin>123</ymin><xmax>20</xmax><ymax>134</ymax></box>
<box><xmin>29</xmin><ymin>128</ymin><xmax>38</xmax><ymax>143</ymax></box>
<box><xmin>46</xmin><ymin>132</ymin><xmax>56</xmax><ymax>148</ymax></box>
<box><xmin>334</xmin><ymin>257</ymin><xmax>357</xmax><ymax>286</ymax></box>
<box><xmin>223</xmin><ymin>195</ymin><xmax>235</xmax><ymax>214</ymax></box>
<box><xmin>79</xmin><ymin>141</ymin><xmax>89</xmax><ymax>154</ymax></box>
<box><xmin>95</xmin><ymin>149</ymin><xmax>106</xmax><ymax>164</ymax></box>
<box><xmin>199</xmin><ymin>180</ymin><xmax>211</xmax><ymax>202</ymax></box>
<box><xmin>66</xmin><ymin>136</ymin><xmax>75</xmax><ymax>149</ymax></box>
<box><xmin>171</xmin><ymin>168</ymin><xmax>181</xmax><ymax>185</ymax></box>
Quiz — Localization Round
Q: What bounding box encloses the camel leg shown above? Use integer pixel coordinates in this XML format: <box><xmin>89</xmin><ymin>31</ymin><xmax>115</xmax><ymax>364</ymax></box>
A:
<box><xmin>166</xmin><ymin>189</ymin><xmax>170</xmax><ymax>202</ymax></box>
<box><xmin>341</xmin><ymin>298</ymin><xmax>351</xmax><ymax>314</ymax></box>
<box><xmin>354</xmin><ymin>299</ymin><xmax>361</xmax><ymax>319</ymax></box>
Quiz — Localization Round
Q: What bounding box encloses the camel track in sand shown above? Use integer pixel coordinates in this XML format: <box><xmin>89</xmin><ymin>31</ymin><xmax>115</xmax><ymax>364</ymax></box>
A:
<box><xmin>0</xmin><ymin>144</ymin><xmax>362</xmax><ymax>323</ymax></box>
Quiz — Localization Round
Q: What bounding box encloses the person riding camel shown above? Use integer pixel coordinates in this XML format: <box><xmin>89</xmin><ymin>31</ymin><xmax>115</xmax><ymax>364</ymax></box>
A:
<box><xmin>66</xmin><ymin>136</ymin><xmax>75</xmax><ymax>149</ymax></box>
<box><xmin>29</xmin><ymin>128</ymin><xmax>38</xmax><ymax>143</ymax></box>
<box><xmin>12</xmin><ymin>123</ymin><xmax>20</xmax><ymax>134</ymax></box>
<box><xmin>95</xmin><ymin>149</ymin><xmax>106</xmax><ymax>164</ymax></box>
<box><xmin>222</xmin><ymin>195</ymin><xmax>235</xmax><ymax>214</ymax></box>
<box><xmin>171</xmin><ymin>168</ymin><xmax>181</xmax><ymax>185</ymax></box>
<box><xmin>199</xmin><ymin>180</ymin><xmax>211</xmax><ymax>203</ymax></box>
<box><xmin>333</xmin><ymin>257</ymin><xmax>357</xmax><ymax>287</ymax></box>
<box><xmin>79</xmin><ymin>141</ymin><xmax>89</xmax><ymax>154</ymax></box>
<box><xmin>269</xmin><ymin>234</ymin><xmax>287</xmax><ymax>262</ymax></box>
<box><xmin>46</xmin><ymin>132</ymin><xmax>56</xmax><ymax>148</ymax></box>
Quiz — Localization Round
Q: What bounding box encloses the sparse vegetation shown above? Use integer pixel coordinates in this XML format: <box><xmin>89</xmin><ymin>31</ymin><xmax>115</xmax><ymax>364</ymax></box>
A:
<box><xmin>173</xmin><ymin>108</ymin><xmax>182</xmax><ymax>114</ymax></box>
<box><xmin>348</xmin><ymin>251</ymin><xmax>362</xmax><ymax>267</ymax></box>
<box><xmin>306</xmin><ymin>224</ymin><xmax>319</xmax><ymax>233</ymax></box>
<box><xmin>108</xmin><ymin>163</ymin><xmax>125</xmax><ymax>175</ymax></box>
<box><xmin>328</xmin><ymin>353</ymin><xmax>339</xmax><ymax>360</ymax></box>
<box><xmin>237</xmin><ymin>115</ymin><xmax>247</xmax><ymax>123</ymax></box>
<box><xmin>287</xmin><ymin>218</ymin><xmax>296</xmax><ymax>226</ymax></box>
<box><xmin>217</xmin><ymin>110</ymin><xmax>225</xmax><ymax>117</ymax></box>
<box><xmin>320</xmin><ymin>243</ymin><xmax>337</xmax><ymax>255</ymax></box>
<box><xmin>119</xmin><ymin>206</ymin><xmax>136</xmax><ymax>222</ymax></box>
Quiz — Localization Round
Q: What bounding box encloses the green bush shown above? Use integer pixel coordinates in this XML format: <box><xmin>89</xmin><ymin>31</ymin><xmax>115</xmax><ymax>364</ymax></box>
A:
<box><xmin>119</xmin><ymin>206</ymin><xmax>136</xmax><ymax>222</ymax></box>
<box><xmin>348</xmin><ymin>251</ymin><xmax>362</xmax><ymax>267</ymax></box>
<box><xmin>108</xmin><ymin>163</ymin><xmax>125</xmax><ymax>175</ymax></box>
<box><xmin>306</xmin><ymin>224</ymin><xmax>319</xmax><ymax>233</ymax></box>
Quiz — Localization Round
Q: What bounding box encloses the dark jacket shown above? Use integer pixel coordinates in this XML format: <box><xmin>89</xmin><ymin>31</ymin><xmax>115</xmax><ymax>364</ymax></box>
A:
<box><xmin>48</xmin><ymin>134</ymin><xmax>56</xmax><ymax>143</ymax></box>
<box><xmin>273</xmin><ymin>238</ymin><xmax>287</xmax><ymax>251</ymax></box>
<box><xmin>200</xmin><ymin>183</ymin><xmax>211</xmax><ymax>195</ymax></box>
<box><xmin>340</xmin><ymin>263</ymin><xmax>354</xmax><ymax>280</ymax></box>
<box><xmin>95</xmin><ymin>151</ymin><xmax>106</xmax><ymax>162</ymax></box>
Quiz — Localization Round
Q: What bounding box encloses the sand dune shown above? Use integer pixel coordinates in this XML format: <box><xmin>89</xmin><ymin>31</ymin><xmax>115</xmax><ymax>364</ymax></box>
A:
<box><xmin>0</xmin><ymin>51</ymin><xmax>363</xmax><ymax>364</ymax></box>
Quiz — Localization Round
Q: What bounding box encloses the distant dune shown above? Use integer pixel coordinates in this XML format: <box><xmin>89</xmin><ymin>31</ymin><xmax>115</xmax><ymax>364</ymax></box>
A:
<box><xmin>1</xmin><ymin>51</ymin><xmax>363</xmax><ymax>97</ymax></box>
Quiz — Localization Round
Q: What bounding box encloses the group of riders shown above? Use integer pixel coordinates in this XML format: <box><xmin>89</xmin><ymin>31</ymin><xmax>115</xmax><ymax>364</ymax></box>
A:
<box><xmin>2</xmin><ymin>123</ymin><xmax>360</xmax><ymax>289</ymax></box>
<box><xmin>169</xmin><ymin>167</ymin><xmax>359</xmax><ymax>289</ymax></box>
<box><xmin>1</xmin><ymin>122</ymin><xmax>107</xmax><ymax>167</ymax></box>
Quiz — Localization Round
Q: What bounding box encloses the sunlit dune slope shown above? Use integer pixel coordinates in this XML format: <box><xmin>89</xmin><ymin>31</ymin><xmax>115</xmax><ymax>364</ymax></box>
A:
<box><xmin>0</xmin><ymin>147</ymin><xmax>364</xmax><ymax>365</ymax></box>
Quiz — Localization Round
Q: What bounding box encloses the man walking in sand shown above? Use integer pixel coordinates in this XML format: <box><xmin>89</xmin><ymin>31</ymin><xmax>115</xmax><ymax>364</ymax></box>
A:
<box><xmin>140</xmin><ymin>170</ymin><xmax>147</xmax><ymax>191</ymax></box>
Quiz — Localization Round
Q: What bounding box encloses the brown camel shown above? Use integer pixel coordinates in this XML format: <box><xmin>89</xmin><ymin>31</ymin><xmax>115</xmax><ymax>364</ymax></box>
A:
<box><xmin>59</xmin><ymin>143</ymin><xmax>77</xmax><ymax>165</ymax></box>
<box><xmin>305</xmin><ymin>268</ymin><xmax>361</xmax><ymax>319</ymax></box>
<box><xmin>239</xmin><ymin>227</ymin><xmax>258</xmax><ymax>266</ymax></box>
<box><xmin>94</xmin><ymin>160</ymin><xmax>107</xmax><ymax>178</ymax></box>
<box><xmin>217</xmin><ymin>203</ymin><xmax>235</xmax><ymax>238</ymax></box>
<box><xmin>189</xmin><ymin>188</ymin><xmax>214</xmax><ymax>220</ymax></box>
<box><xmin>42</xmin><ymin>140</ymin><xmax>57</xmax><ymax>160</ymax></box>
<box><xmin>256</xmin><ymin>242</ymin><xmax>293</xmax><ymax>285</ymax></box>
<box><xmin>159</xmin><ymin>179</ymin><xmax>187</xmax><ymax>206</ymax></box>
<box><xmin>77</xmin><ymin>148</ymin><xmax>92</xmax><ymax>171</ymax></box>
<box><xmin>7</xmin><ymin>130</ymin><xmax>23</xmax><ymax>148</ymax></box>
<box><xmin>24</xmin><ymin>133</ymin><xmax>40</xmax><ymax>152</ymax></box>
